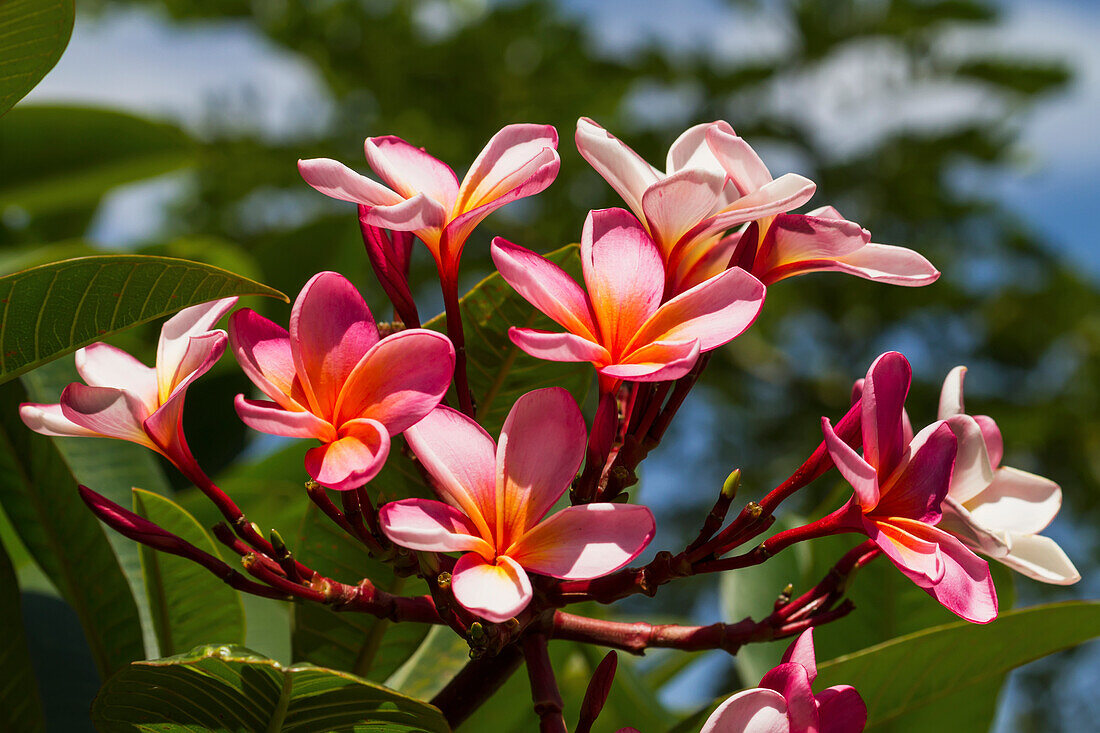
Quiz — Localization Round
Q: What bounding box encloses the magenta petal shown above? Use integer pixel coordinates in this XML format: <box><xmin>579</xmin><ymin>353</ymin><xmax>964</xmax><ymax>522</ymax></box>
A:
<box><xmin>862</xmin><ymin>351</ymin><xmax>911</xmax><ymax>478</ymax></box>
<box><xmin>289</xmin><ymin>272</ymin><xmax>379</xmax><ymax>418</ymax></box>
<box><xmin>451</xmin><ymin>553</ymin><xmax>533</xmax><ymax>623</ymax></box>
<box><xmin>335</xmin><ymin>329</ymin><xmax>455</xmax><ymax>432</ymax></box>
<box><xmin>59</xmin><ymin>384</ymin><xmax>152</xmax><ymax>447</ymax></box>
<box><xmin>779</xmin><ymin>628</ymin><xmax>817</xmax><ymax>684</ymax></box>
<box><xmin>497</xmin><ymin>388</ymin><xmax>588</xmax><ymax>541</ymax></box>
<box><xmin>297</xmin><ymin>158</ymin><xmax>403</xmax><ymax>206</ymax></box>
<box><xmin>378</xmin><ymin>498</ymin><xmax>493</xmax><ymax>557</ymax></box>
<box><xmin>700</xmin><ymin>689</ymin><xmax>789</xmax><ymax>733</ymax></box>
<box><xmin>822</xmin><ymin>416</ymin><xmax>879</xmax><ymax>510</ymax></box>
<box><xmin>75</xmin><ymin>343</ymin><xmax>158</xmax><ymax>411</ymax></box>
<box><xmin>891</xmin><ymin>520</ymin><xmax>997</xmax><ymax>623</ymax></box>
<box><xmin>19</xmin><ymin>402</ymin><xmax>99</xmax><ymax>437</ymax></box>
<box><xmin>234</xmin><ymin>396</ymin><xmax>335</xmax><ymax>441</ymax></box>
<box><xmin>491</xmin><ymin>237</ymin><xmax>598</xmax><ymax>341</ymax></box>
<box><xmin>304</xmin><ymin>418</ymin><xmax>390</xmax><ymax>491</ymax></box>
<box><xmin>229</xmin><ymin>308</ymin><xmax>304</xmax><ymax>410</ymax></box>
<box><xmin>868</xmin><ymin>518</ymin><xmax>947</xmax><ymax>588</ymax></box>
<box><xmin>364</xmin><ymin>135</ymin><xmax>459</xmax><ymax>210</ymax></box>
<box><xmin>876</xmin><ymin>421</ymin><xmax>956</xmax><ymax>523</ymax></box>
<box><xmin>759</xmin><ymin>663</ymin><xmax>817</xmax><ymax>733</ymax></box>
<box><xmin>816</xmin><ymin>685</ymin><xmax>868</xmax><ymax>733</ymax></box>
<box><xmin>507</xmin><ymin>503</ymin><xmax>655</xmax><ymax>580</ymax></box>
<box><xmin>508</xmin><ymin>328</ymin><xmax>611</xmax><ymax>366</ymax></box>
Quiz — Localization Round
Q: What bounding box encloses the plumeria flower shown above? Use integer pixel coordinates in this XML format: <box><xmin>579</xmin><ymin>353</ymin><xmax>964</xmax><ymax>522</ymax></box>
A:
<box><xmin>699</xmin><ymin>629</ymin><xmax>867</xmax><ymax>733</ymax></box>
<box><xmin>298</xmin><ymin>124</ymin><xmax>560</xmax><ymax>282</ymax></box>
<box><xmin>378</xmin><ymin>388</ymin><xmax>655</xmax><ymax>623</ymax></box>
<box><xmin>20</xmin><ymin>298</ymin><xmax>237</xmax><ymax>481</ymax></box>
<box><xmin>937</xmin><ymin>366</ymin><xmax>1080</xmax><ymax>585</ymax></box>
<box><xmin>820</xmin><ymin>352</ymin><xmax>997</xmax><ymax>623</ymax></box>
<box><xmin>491</xmin><ymin>208</ymin><xmax>766</xmax><ymax>392</ymax></box>
<box><xmin>676</xmin><ymin>205</ymin><xmax>940</xmax><ymax>292</ymax></box>
<box><xmin>575</xmin><ymin>118</ymin><xmax>815</xmax><ymax>292</ymax></box>
<box><xmin>229</xmin><ymin>272</ymin><xmax>454</xmax><ymax>492</ymax></box>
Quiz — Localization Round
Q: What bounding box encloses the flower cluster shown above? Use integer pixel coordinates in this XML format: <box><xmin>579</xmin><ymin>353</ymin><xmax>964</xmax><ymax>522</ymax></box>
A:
<box><xmin>20</xmin><ymin>117</ymin><xmax>1078</xmax><ymax>732</ymax></box>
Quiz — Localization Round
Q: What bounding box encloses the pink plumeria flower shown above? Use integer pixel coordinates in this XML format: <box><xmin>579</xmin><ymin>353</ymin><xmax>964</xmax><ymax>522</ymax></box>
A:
<box><xmin>677</xmin><ymin>205</ymin><xmax>939</xmax><ymax>292</ymax></box>
<box><xmin>20</xmin><ymin>298</ymin><xmax>237</xmax><ymax>481</ymax></box>
<box><xmin>378</xmin><ymin>388</ymin><xmax>655</xmax><ymax>623</ymax></box>
<box><xmin>229</xmin><ymin>272</ymin><xmax>454</xmax><ymax>492</ymax></box>
<box><xmin>298</xmin><ymin>124</ymin><xmax>560</xmax><ymax>282</ymax></box>
<box><xmin>575</xmin><ymin>118</ymin><xmax>815</xmax><ymax>293</ymax></box>
<box><xmin>937</xmin><ymin>367</ymin><xmax>1080</xmax><ymax>585</ymax></box>
<box><xmin>700</xmin><ymin>629</ymin><xmax>867</xmax><ymax>733</ymax></box>
<box><xmin>820</xmin><ymin>352</ymin><xmax>997</xmax><ymax>623</ymax></box>
<box><xmin>491</xmin><ymin>208</ymin><xmax>766</xmax><ymax>392</ymax></box>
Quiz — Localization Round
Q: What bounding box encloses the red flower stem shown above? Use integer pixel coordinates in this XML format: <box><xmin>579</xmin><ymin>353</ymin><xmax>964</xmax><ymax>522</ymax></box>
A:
<box><xmin>632</xmin><ymin>381</ymin><xmax>671</xmax><ymax>441</ymax></box>
<box><xmin>340</xmin><ymin>489</ymin><xmax>387</xmax><ymax>555</ymax></box>
<box><xmin>355</xmin><ymin>484</ymin><xmax>386</xmax><ymax>542</ymax></box>
<box><xmin>440</xmin><ymin>270</ymin><xmax>475</xmax><ymax>418</ymax></box>
<box><xmin>432</xmin><ymin>643</ymin><xmax>526</xmax><ymax>728</ymax></box>
<box><xmin>779</xmin><ymin>541</ymin><xmax>880</xmax><ymax>623</ymax></box>
<box><xmin>524</xmin><ymin>633</ymin><xmax>568</xmax><ymax>733</ymax></box>
<box><xmin>685</xmin><ymin>469</ymin><xmax>741</xmax><ymax>553</ymax></box>
<box><xmin>551</xmin><ymin>612</ymin><xmax>765</xmax><ymax>656</ymax></box>
<box><xmin>692</xmin><ymin>507</ymin><xmax>848</xmax><ymax>575</ymax></box>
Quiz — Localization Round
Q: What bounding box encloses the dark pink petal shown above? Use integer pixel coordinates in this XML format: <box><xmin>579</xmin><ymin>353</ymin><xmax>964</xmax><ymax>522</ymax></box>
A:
<box><xmin>297</xmin><ymin>158</ymin><xmax>403</xmax><ymax>206</ymax></box>
<box><xmin>451</xmin><ymin>553</ymin><xmax>533</xmax><ymax>623</ymax></box>
<box><xmin>599</xmin><ymin>339</ymin><xmax>701</xmax><ymax>382</ymax></box>
<box><xmin>364</xmin><ymin>135</ymin><xmax>459</xmax><ymax>210</ymax></box>
<box><xmin>508</xmin><ymin>503</ymin><xmax>655</xmax><ymax>580</ymax></box>
<box><xmin>816</xmin><ymin>686</ymin><xmax>868</xmax><ymax>733</ymax></box>
<box><xmin>335</xmin><ymin>329</ymin><xmax>454</xmax><ymax>432</ymax></box>
<box><xmin>779</xmin><ymin>629</ymin><xmax>817</xmax><ymax>684</ymax></box>
<box><xmin>581</xmin><ymin>208</ymin><xmax>665</xmax><ymax>355</ymax></box>
<box><xmin>700</xmin><ymin>689</ymin><xmax>790</xmax><ymax>733</ymax></box>
<box><xmin>575</xmin><ymin>117</ymin><xmax>660</xmax><ymax>221</ymax></box>
<box><xmin>75</xmin><ymin>343</ymin><xmax>158</xmax><ymax>413</ymax></box>
<box><xmin>229</xmin><ymin>308</ymin><xmax>307</xmax><ymax>411</ymax></box>
<box><xmin>359</xmin><ymin>209</ymin><xmax>418</xmax><ymax>327</ymax></box>
<box><xmin>19</xmin><ymin>402</ymin><xmax>99</xmax><ymax>437</ymax></box>
<box><xmin>861</xmin><ymin>352</ymin><xmax>911</xmax><ymax>479</ymax></box>
<box><xmin>289</xmin><ymin>272</ymin><xmax>379</xmax><ymax>419</ymax></box>
<box><xmin>759</xmin><ymin>662</ymin><xmax>817</xmax><ymax>733</ymax></box>
<box><xmin>378</xmin><ymin>498</ymin><xmax>493</xmax><ymax>558</ymax></box>
<box><xmin>507</xmin><ymin>328</ymin><xmax>612</xmax><ymax>366</ymax></box>
<box><xmin>822</xmin><ymin>416</ymin><xmax>879</xmax><ymax>510</ymax></box>
<box><xmin>705</xmin><ymin>126</ymin><xmax>774</xmax><ymax>194</ymax></box>
<box><xmin>303</xmin><ymin>417</ymin><xmax>391</xmax><ymax>491</ymax></box>
<box><xmin>156</xmin><ymin>297</ymin><xmax>237</xmax><ymax>397</ymax></box>
<box><xmin>640</xmin><ymin>168</ymin><xmax>727</xmax><ymax>254</ymax></box>
<box><xmin>59</xmin><ymin>384</ymin><xmax>152</xmax><ymax>447</ymax></box>
<box><xmin>233</xmin><ymin>396</ymin><xmax>335</xmax><ymax>441</ymax></box>
<box><xmin>868</xmin><ymin>518</ymin><xmax>946</xmax><ymax>588</ymax></box>
<box><xmin>491</xmin><ymin>237</ymin><xmax>598</xmax><ymax>341</ymax></box>
<box><xmin>404</xmin><ymin>405</ymin><xmax>498</xmax><ymax>541</ymax></box>
<box><xmin>875</xmin><ymin>421</ymin><xmax>956</xmax><ymax>524</ymax></box>
<box><xmin>628</xmin><ymin>265</ymin><xmax>765</xmax><ymax>353</ymax></box>
<box><xmin>496</xmin><ymin>388</ymin><xmax>588</xmax><ymax>544</ymax></box>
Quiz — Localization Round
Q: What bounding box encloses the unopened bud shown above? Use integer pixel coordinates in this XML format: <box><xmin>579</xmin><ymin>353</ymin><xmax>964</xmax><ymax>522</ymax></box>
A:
<box><xmin>722</xmin><ymin>469</ymin><xmax>742</xmax><ymax>499</ymax></box>
<box><xmin>269</xmin><ymin>529</ymin><xmax>289</xmax><ymax>557</ymax></box>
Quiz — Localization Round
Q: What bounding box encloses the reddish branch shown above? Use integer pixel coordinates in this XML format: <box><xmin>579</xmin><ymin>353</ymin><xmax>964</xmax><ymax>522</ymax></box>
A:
<box><xmin>524</xmin><ymin>633</ymin><xmax>568</xmax><ymax>733</ymax></box>
<box><xmin>432</xmin><ymin>643</ymin><xmax>525</xmax><ymax>728</ymax></box>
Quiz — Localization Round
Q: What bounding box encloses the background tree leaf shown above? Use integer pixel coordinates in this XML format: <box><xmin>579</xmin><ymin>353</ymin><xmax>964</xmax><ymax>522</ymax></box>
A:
<box><xmin>91</xmin><ymin>643</ymin><xmax>451</xmax><ymax>733</ymax></box>
<box><xmin>0</xmin><ymin>378</ymin><xmax>143</xmax><ymax>677</ymax></box>
<box><xmin>132</xmin><ymin>488</ymin><xmax>246</xmax><ymax>656</ymax></box>
<box><xmin>0</xmin><ymin>1</ymin><xmax>73</xmax><ymax>116</ymax></box>
<box><xmin>0</xmin><ymin>535</ymin><xmax>46</xmax><ymax>733</ymax></box>
<box><xmin>0</xmin><ymin>254</ymin><xmax>287</xmax><ymax>383</ymax></box>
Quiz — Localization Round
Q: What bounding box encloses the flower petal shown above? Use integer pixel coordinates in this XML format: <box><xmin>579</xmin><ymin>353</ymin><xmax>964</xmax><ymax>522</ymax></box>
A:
<box><xmin>666</xmin><ymin>121</ymin><xmax>733</xmax><ymax>176</ymax></box>
<box><xmin>454</xmin><ymin>123</ymin><xmax>559</xmax><ymax>214</ymax></box>
<box><xmin>779</xmin><ymin>629</ymin><xmax>817</xmax><ymax>684</ymax></box>
<box><xmin>404</xmin><ymin>405</ymin><xmax>498</xmax><ymax>541</ymax></box>
<box><xmin>451</xmin><ymin>553</ymin><xmax>532</xmax><ymax>623</ymax></box>
<box><xmin>862</xmin><ymin>351</ymin><xmax>911</xmax><ymax>479</ymax></box>
<box><xmin>360</xmin><ymin>194</ymin><xmax>448</xmax><ymax>233</ymax></box>
<box><xmin>641</xmin><ymin>168</ymin><xmax>727</xmax><ymax>254</ymax></box>
<box><xmin>75</xmin><ymin>343</ymin><xmax>158</xmax><ymax>412</ymax></box>
<box><xmin>822</xmin><ymin>416</ymin><xmax>879</xmax><ymax>510</ymax></box>
<box><xmin>599</xmin><ymin>340</ymin><xmax>701</xmax><ymax>382</ymax></box>
<box><xmin>508</xmin><ymin>328</ymin><xmax>611</xmax><ymax>366</ymax></box>
<box><xmin>943</xmin><ymin>415</ymin><xmax>994</xmax><ymax>504</ymax></box>
<box><xmin>967</xmin><ymin>466</ymin><xmax>1062</xmax><ymax>535</ymax></box>
<box><xmin>875</xmin><ymin>421</ymin><xmax>956</xmax><ymax>523</ymax></box>
<box><xmin>999</xmin><ymin>533</ymin><xmax>1080</xmax><ymax>585</ymax></box>
<box><xmin>491</xmin><ymin>237</ymin><xmax>598</xmax><ymax>341</ymax></box>
<box><xmin>575</xmin><ymin>117</ymin><xmax>660</xmax><ymax>221</ymax></box>
<box><xmin>817</xmin><ymin>685</ymin><xmax>868</xmax><ymax>733</ymax></box>
<box><xmin>507</xmin><ymin>503</ymin><xmax>655</xmax><ymax>579</ymax></box>
<box><xmin>582</xmin><ymin>208</ymin><xmax>665</xmax><ymax>354</ymax></box>
<box><xmin>297</xmin><ymin>158</ymin><xmax>403</xmax><ymax>206</ymax></box>
<box><xmin>705</xmin><ymin>126</ymin><xmax>774</xmax><ymax>195</ymax></box>
<box><xmin>937</xmin><ymin>365</ymin><xmax>967</xmax><ymax>419</ymax></box>
<box><xmin>289</xmin><ymin>272</ymin><xmax>379</xmax><ymax>418</ymax></box>
<box><xmin>234</xmin><ymin>396</ymin><xmax>335</xmax><ymax>441</ymax></box>
<box><xmin>496</xmin><ymin>388</ymin><xmax>587</xmax><ymax>545</ymax></box>
<box><xmin>335</xmin><ymin>329</ymin><xmax>455</xmax><ymax>433</ymax></box>
<box><xmin>304</xmin><ymin>417</ymin><xmax>390</xmax><ymax>491</ymax></box>
<box><xmin>975</xmin><ymin>415</ymin><xmax>1004</xmax><ymax>469</ymax></box>
<box><xmin>628</xmin><ymin>265</ymin><xmax>765</xmax><ymax>354</ymax></box>
<box><xmin>157</xmin><ymin>297</ymin><xmax>237</xmax><ymax>399</ymax></box>
<box><xmin>364</xmin><ymin>135</ymin><xmax>459</xmax><ymax>210</ymax></box>
<box><xmin>759</xmin><ymin>662</ymin><xmax>816</xmax><ymax>733</ymax></box>
<box><xmin>378</xmin><ymin>498</ymin><xmax>494</xmax><ymax>558</ymax></box>
<box><xmin>229</xmin><ymin>308</ymin><xmax>307</xmax><ymax>411</ymax></box>
<box><xmin>700</xmin><ymin>689</ymin><xmax>790</xmax><ymax>733</ymax></box>
<box><xmin>701</xmin><ymin>173</ymin><xmax>817</xmax><ymax>235</ymax></box>
<box><xmin>19</xmin><ymin>402</ymin><xmax>99</xmax><ymax>437</ymax></box>
<box><xmin>59</xmin><ymin>384</ymin><xmax>153</xmax><ymax>447</ymax></box>
<box><xmin>869</xmin><ymin>518</ymin><xmax>946</xmax><ymax>587</ymax></box>
<box><xmin>826</xmin><ymin>243</ymin><xmax>939</xmax><ymax>286</ymax></box>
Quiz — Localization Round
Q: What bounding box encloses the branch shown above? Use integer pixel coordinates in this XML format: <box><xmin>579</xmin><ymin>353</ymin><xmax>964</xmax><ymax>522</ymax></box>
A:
<box><xmin>432</xmin><ymin>643</ymin><xmax>525</xmax><ymax>728</ymax></box>
<box><xmin>524</xmin><ymin>633</ymin><xmax>568</xmax><ymax>733</ymax></box>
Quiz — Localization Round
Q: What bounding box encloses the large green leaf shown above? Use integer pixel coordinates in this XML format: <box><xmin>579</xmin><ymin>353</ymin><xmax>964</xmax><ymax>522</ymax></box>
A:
<box><xmin>0</xmin><ymin>1</ymin><xmax>73</xmax><ymax>116</ymax></box>
<box><xmin>0</xmin><ymin>534</ymin><xmax>45</xmax><ymax>732</ymax></box>
<box><xmin>0</xmin><ymin>254</ymin><xmax>287</xmax><ymax>383</ymax></box>
<box><xmin>815</xmin><ymin>601</ymin><xmax>1100</xmax><ymax>730</ymax></box>
<box><xmin>425</xmin><ymin>244</ymin><xmax>591</xmax><ymax>435</ymax></box>
<box><xmin>132</xmin><ymin>488</ymin><xmax>246</xmax><ymax>656</ymax></box>
<box><xmin>0</xmin><ymin>106</ymin><xmax>190</xmax><ymax>215</ymax></box>
<box><xmin>0</xmin><ymin>379</ymin><xmax>143</xmax><ymax>677</ymax></box>
<box><xmin>91</xmin><ymin>644</ymin><xmax>451</xmax><ymax>732</ymax></box>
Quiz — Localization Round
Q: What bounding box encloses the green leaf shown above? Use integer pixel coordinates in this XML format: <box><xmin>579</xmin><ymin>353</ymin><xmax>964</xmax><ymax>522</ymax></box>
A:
<box><xmin>425</xmin><ymin>244</ymin><xmax>591</xmax><ymax>435</ymax></box>
<box><xmin>91</xmin><ymin>643</ymin><xmax>452</xmax><ymax>732</ymax></box>
<box><xmin>0</xmin><ymin>378</ymin><xmax>143</xmax><ymax>677</ymax></box>
<box><xmin>385</xmin><ymin>625</ymin><xmax>471</xmax><ymax>702</ymax></box>
<box><xmin>815</xmin><ymin>601</ymin><xmax>1100</xmax><ymax>730</ymax></box>
<box><xmin>0</xmin><ymin>254</ymin><xmax>288</xmax><ymax>384</ymax></box>
<box><xmin>132</xmin><ymin>488</ymin><xmax>246</xmax><ymax>656</ymax></box>
<box><xmin>0</xmin><ymin>105</ymin><xmax>190</xmax><ymax>215</ymax></box>
<box><xmin>0</xmin><ymin>0</ymin><xmax>73</xmax><ymax>116</ymax></box>
<box><xmin>0</xmin><ymin>534</ymin><xmax>45</xmax><ymax>732</ymax></box>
